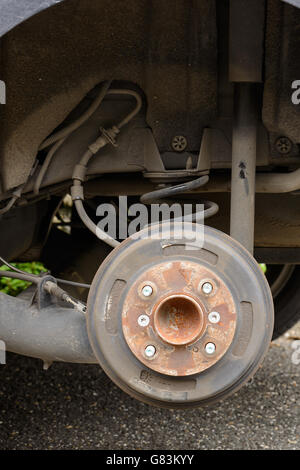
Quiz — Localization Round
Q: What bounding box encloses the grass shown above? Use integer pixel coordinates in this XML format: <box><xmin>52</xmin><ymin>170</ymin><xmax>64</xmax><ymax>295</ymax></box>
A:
<box><xmin>0</xmin><ymin>262</ymin><xmax>47</xmax><ymax>296</ymax></box>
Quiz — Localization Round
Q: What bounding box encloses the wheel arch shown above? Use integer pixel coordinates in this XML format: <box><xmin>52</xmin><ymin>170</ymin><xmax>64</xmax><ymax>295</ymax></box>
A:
<box><xmin>0</xmin><ymin>0</ymin><xmax>65</xmax><ymax>38</ymax></box>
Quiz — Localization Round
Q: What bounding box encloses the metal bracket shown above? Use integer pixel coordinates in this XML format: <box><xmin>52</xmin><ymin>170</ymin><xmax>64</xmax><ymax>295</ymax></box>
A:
<box><xmin>31</xmin><ymin>274</ymin><xmax>58</xmax><ymax>310</ymax></box>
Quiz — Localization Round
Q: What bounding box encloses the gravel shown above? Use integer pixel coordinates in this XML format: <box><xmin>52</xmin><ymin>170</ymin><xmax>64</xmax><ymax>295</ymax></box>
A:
<box><xmin>0</xmin><ymin>323</ymin><xmax>299</xmax><ymax>450</ymax></box>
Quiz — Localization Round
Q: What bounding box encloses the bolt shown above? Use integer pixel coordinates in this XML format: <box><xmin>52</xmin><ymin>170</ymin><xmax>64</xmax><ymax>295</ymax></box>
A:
<box><xmin>208</xmin><ymin>311</ymin><xmax>220</xmax><ymax>324</ymax></box>
<box><xmin>275</xmin><ymin>136</ymin><xmax>293</xmax><ymax>155</ymax></box>
<box><xmin>138</xmin><ymin>315</ymin><xmax>150</xmax><ymax>327</ymax></box>
<box><xmin>142</xmin><ymin>285</ymin><xmax>153</xmax><ymax>297</ymax></box>
<box><xmin>171</xmin><ymin>135</ymin><xmax>188</xmax><ymax>152</ymax></box>
<box><xmin>144</xmin><ymin>345</ymin><xmax>156</xmax><ymax>358</ymax></box>
<box><xmin>205</xmin><ymin>342</ymin><xmax>216</xmax><ymax>355</ymax></box>
<box><xmin>202</xmin><ymin>282</ymin><xmax>213</xmax><ymax>295</ymax></box>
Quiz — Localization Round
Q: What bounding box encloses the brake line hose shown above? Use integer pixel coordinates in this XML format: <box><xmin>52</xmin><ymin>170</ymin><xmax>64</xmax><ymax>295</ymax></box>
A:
<box><xmin>70</xmin><ymin>85</ymin><xmax>217</xmax><ymax>246</ymax></box>
<box><xmin>35</xmin><ymin>84</ymin><xmax>143</xmax><ymax>197</ymax></box>
<box><xmin>0</xmin><ymin>255</ymin><xmax>90</xmax><ymax>289</ymax></box>
<box><xmin>71</xmin><ymin>86</ymin><xmax>143</xmax><ymax>249</ymax></box>
<box><xmin>0</xmin><ymin>195</ymin><xmax>19</xmax><ymax>216</ymax></box>
<box><xmin>34</xmin><ymin>81</ymin><xmax>112</xmax><ymax>195</ymax></box>
<box><xmin>0</xmin><ymin>255</ymin><xmax>88</xmax><ymax>313</ymax></box>
<box><xmin>38</xmin><ymin>81</ymin><xmax>112</xmax><ymax>151</ymax></box>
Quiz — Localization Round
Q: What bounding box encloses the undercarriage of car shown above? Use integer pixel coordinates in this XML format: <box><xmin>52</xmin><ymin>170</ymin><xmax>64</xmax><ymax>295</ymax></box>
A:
<box><xmin>0</xmin><ymin>0</ymin><xmax>300</xmax><ymax>408</ymax></box>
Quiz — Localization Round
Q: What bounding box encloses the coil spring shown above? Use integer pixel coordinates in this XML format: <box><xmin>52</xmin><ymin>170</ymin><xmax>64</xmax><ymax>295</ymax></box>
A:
<box><xmin>140</xmin><ymin>175</ymin><xmax>219</xmax><ymax>223</ymax></box>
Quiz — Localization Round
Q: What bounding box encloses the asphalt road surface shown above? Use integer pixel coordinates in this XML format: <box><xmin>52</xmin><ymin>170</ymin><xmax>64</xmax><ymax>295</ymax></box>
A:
<box><xmin>0</xmin><ymin>322</ymin><xmax>299</xmax><ymax>450</ymax></box>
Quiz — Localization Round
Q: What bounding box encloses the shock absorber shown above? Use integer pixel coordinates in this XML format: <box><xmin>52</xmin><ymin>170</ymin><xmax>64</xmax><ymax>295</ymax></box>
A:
<box><xmin>229</xmin><ymin>0</ymin><xmax>265</xmax><ymax>253</ymax></box>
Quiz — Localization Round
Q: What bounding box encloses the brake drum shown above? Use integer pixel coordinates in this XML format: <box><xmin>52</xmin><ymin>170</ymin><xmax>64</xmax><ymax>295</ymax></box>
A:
<box><xmin>87</xmin><ymin>224</ymin><xmax>274</xmax><ymax>408</ymax></box>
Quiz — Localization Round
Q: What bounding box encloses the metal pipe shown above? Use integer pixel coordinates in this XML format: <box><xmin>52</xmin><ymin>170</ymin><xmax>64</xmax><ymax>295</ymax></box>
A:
<box><xmin>194</xmin><ymin>170</ymin><xmax>300</xmax><ymax>194</ymax></box>
<box><xmin>0</xmin><ymin>292</ymin><xmax>96</xmax><ymax>364</ymax></box>
<box><xmin>230</xmin><ymin>83</ymin><xmax>259</xmax><ymax>253</ymax></box>
<box><xmin>255</xmin><ymin>169</ymin><xmax>300</xmax><ymax>193</ymax></box>
<box><xmin>0</xmin><ymin>270</ymin><xmax>39</xmax><ymax>284</ymax></box>
<box><xmin>74</xmin><ymin>198</ymin><xmax>120</xmax><ymax>248</ymax></box>
<box><xmin>38</xmin><ymin>81</ymin><xmax>112</xmax><ymax>151</ymax></box>
<box><xmin>83</xmin><ymin>170</ymin><xmax>300</xmax><ymax>196</ymax></box>
<box><xmin>2</xmin><ymin>166</ymin><xmax>299</xmax><ymax>208</ymax></box>
<box><xmin>195</xmin><ymin>169</ymin><xmax>300</xmax><ymax>194</ymax></box>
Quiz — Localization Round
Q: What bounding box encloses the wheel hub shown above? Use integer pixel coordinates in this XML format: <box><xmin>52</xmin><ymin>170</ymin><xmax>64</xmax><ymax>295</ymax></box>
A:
<box><xmin>122</xmin><ymin>261</ymin><xmax>237</xmax><ymax>376</ymax></box>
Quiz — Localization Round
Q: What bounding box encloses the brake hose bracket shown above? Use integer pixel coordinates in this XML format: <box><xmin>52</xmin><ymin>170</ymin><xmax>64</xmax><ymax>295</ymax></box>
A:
<box><xmin>89</xmin><ymin>126</ymin><xmax>120</xmax><ymax>154</ymax></box>
<box><xmin>33</xmin><ymin>274</ymin><xmax>58</xmax><ymax>310</ymax></box>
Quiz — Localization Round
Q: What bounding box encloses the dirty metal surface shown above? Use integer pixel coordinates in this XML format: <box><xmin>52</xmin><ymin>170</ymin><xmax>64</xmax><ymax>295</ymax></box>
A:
<box><xmin>122</xmin><ymin>260</ymin><xmax>237</xmax><ymax>376</ymax></box>
<box><xmin>1</xmin><ymin>0</ymin><xmax>217</xmax><ymax>190</ymax></box>
<box><xmin>87</xmin><ymin>223</ymin><xmax>274</xmax><ymax>407</ymax></box>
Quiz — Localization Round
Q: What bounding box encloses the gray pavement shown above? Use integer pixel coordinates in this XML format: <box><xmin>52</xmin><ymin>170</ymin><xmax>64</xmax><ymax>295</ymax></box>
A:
<box><xmin>0</xmin><ymin>323</ymin><xmax>299</xmax><ymax>450</ymax></box>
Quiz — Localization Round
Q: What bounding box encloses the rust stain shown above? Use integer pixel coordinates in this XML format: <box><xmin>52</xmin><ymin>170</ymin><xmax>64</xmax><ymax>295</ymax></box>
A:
<box><xmin>122</xmin><ymin>260</ymin><xmax>237</xmax><ymax>376</ymax></box>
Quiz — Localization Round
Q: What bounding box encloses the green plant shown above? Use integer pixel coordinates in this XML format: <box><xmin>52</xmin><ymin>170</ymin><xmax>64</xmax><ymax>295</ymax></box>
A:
<box><xmin>0</xmin><ymin>262</ymin><xmax>47</xmax><ymax>296</ymax></box>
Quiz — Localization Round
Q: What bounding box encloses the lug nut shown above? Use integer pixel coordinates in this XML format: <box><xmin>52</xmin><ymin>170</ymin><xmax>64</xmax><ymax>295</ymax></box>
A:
<box><xmin>202</xmin><ymin>282</ymin><xmax>213</xmax><ymax>295</ymax></box>
<box><xmin>138</xmin><ymin>315</ymin><xmax>150</xmax><ymax>327</ymax></box>
<box><xmin>144</xmin><ymin>345</ymin><xmax>156</xmax><ymax>358</ymax></box>
<box><xmin>205</xmin><ymin>342</ymin><xmax>216</xmax><ymax>355</ymax></box>
<box><xmin>142</xmin><ymin>285</ymin><xmax>153</xmax><ymax>297</ymax></box>
<box><xmin>208</xmin><ymin>311</ymin><xmax>220</xmax><ymax>324</ymax></box>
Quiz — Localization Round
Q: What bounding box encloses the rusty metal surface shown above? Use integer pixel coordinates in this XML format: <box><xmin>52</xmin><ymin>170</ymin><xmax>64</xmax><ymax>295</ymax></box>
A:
<box><xmin>87</xmin><ymin>223</ymin><xmax>274</xmax><ymax>407</ymax></box>
<box><xmin>122</xmin><ymin>260</ymin><xmax>236</xmax><ymax>376</ymax></box>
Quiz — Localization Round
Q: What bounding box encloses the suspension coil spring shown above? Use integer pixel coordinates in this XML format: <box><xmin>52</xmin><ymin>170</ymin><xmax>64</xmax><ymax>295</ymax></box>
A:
<box><xmin>140</xmin><ymin>175</ymin><xmax>219</xmax><ymax>222</ymax></box>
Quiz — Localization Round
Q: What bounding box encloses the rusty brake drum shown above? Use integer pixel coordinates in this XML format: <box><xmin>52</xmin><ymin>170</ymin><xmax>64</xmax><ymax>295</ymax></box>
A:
<box><xmin>87</xmin><ymin>223</ymin><xmax>274</xmax><ymax>408</ymax></box>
